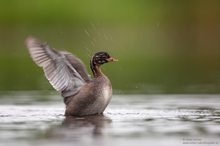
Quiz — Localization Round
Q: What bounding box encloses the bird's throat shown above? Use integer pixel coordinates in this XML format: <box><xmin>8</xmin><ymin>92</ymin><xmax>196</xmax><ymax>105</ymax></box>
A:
<box><xmin>90</xmin><ymin>60</ymin><xmax>103</xmax><ymax>78</ymax></box>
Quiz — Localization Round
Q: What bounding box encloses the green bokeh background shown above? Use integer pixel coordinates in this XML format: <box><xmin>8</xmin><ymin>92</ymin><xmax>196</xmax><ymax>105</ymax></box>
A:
<box><xmin>0</xmin><ymin>0</ymin><xmax>220</xmax><ymax>93</ymax></box>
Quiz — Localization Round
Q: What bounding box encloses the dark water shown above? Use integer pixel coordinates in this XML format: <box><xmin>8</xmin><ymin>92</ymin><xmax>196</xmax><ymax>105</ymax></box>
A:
<box><xmin>0</xmin><ymin>92</ymin><xmax>219</xmax><ymax>146</ymax></box>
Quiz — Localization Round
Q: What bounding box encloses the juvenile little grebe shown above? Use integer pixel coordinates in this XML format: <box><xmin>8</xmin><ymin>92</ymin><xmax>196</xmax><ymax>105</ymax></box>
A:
<box><xmin>26</xmin><ymin>37</ymin><xmax>117</xmax><ymax>116</ymax></box>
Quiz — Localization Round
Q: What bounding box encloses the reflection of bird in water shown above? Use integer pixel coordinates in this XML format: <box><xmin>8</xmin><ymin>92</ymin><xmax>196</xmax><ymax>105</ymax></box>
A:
<box><xmin>62</xmin><ymin>115</ymin><xmax>112</xmax><ymax>136</ymax></box>
<box><xmin>41</xmin><ymin>115</ymin><xmax>111</xmax><ymax>143</ymax></box>
<box><xmin>26</xmin><ymin>37</ymin><xmax>118</xmax><ymax>116</ymax></box>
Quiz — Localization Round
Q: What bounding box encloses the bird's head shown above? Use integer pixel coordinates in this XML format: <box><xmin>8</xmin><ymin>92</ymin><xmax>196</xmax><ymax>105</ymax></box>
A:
<box><xmin>91</xmin><ymin>51</ymin><xmax>118</xmax><ymax>66</ymax></box>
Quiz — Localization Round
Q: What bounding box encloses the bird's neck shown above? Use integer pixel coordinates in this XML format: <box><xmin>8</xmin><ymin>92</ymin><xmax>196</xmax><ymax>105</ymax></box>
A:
<box><xmin>90</xmin><ymin>60</ymin><xmax>103</xmax><ymax>78</ymax></box>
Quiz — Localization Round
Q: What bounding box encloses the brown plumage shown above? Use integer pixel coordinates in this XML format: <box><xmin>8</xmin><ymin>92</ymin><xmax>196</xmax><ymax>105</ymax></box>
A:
<box><xmin>26</xmin><ymin>37</ymin><xmax>117</xmax><ymax>116</ymax></box>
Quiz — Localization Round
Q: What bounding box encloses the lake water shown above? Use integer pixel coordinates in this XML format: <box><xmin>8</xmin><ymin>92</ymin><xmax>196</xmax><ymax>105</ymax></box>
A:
<box><xmin>0</xmin><ymin>92</ymin><xmax>219</xmax><ymax>146</ymax></box>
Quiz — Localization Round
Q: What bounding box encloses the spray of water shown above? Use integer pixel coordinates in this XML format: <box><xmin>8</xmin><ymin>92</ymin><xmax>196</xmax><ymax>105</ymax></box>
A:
<box><xmin>83</xmin><ymin>22</ymin><xmax>113</xmax><ymax>58</ymax></box>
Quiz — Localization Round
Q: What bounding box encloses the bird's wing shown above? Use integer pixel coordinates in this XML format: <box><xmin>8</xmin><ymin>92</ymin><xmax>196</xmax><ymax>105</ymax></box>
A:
<box><xmin>61</xmin><ymin>51</ymin><xmax>91</xmax><ymax>82</ymax></box>
<box><xmin>26</xmin><ymin>37</ymin><xmax>87</xmax><ymax>96</ymax></box>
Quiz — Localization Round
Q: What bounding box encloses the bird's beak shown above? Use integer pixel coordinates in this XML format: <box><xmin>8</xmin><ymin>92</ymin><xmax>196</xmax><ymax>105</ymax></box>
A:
<box><xmin>107</xmin><ymin>57</ymin><xmax>118</xmax><ymax>62</ymax></box>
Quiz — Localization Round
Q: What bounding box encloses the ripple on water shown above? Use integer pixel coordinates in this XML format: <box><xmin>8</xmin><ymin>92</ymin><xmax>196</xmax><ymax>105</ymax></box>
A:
<box><xmin>0</xmin><ymin>94</ymin><xmax>219</xmax><ymax>146</ymax></box>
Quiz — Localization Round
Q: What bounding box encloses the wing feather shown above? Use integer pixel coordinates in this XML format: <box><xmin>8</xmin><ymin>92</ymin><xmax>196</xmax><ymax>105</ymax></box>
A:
<box><xmin>26</xmin><ymin>37</ymin><xmax>86</xmax><ymax>94</ymax></box>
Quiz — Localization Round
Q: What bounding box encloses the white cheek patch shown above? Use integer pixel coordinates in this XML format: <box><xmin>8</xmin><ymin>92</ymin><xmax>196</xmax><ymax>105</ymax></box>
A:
<box><xmin>98</xmin><ymin>60</ymin><xmax>106</xmax><ymax>64</ymax></box>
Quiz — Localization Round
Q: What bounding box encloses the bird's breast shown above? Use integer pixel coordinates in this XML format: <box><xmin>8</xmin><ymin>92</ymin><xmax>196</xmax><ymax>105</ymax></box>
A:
<box><xmin>95</xmin><ymin>76</ymin><xmax>112</xmax><ymax>110</ymax></box>
<box><xmin>102</xmin><ymin>84</ymin><xmax>112</xmax><ymax>102</ymax></box>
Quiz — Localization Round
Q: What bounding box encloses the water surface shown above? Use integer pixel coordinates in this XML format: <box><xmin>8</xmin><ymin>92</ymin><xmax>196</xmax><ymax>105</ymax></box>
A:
<box><xmin>0</xmin><ymin>93</ymin><xmax>219</xmax><ymax>146</ymax></box>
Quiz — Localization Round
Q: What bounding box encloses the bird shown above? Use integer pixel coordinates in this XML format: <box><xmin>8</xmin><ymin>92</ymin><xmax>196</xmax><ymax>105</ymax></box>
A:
<box><xmin>25</xmin><ymin>37</ymin><xmax>118</xmax><ymax>116</ymax></box>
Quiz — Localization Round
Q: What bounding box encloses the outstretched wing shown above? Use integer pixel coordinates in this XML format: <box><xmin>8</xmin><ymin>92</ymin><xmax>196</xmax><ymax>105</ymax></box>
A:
<box><xmin>61</xmin><ymin>51</ymin><xmax>91</xmax><ymax>82</ymax></box>
<box><xmin>26</xmin><ymin>37</ymin><xmax>89</xmax><ymax>96</ymax></box>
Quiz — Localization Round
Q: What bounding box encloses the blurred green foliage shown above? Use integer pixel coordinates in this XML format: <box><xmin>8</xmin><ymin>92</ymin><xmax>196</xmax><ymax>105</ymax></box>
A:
<box><xmin>0</xmin><ymin>0</ymin><xmax>220</xmax><ymax>93</ymax></box>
